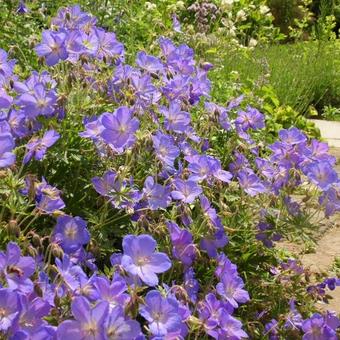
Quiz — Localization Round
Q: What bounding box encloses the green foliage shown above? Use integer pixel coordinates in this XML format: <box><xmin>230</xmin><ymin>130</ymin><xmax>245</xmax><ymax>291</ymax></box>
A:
<box><xmin>322</xmin><ymin>105</ymin><xmax>340</xmax><ymax>120</ymax></box>
<box><xmin>208</xmin><ymin>40</ymin><xmax>340</xmax><ymax>117</ymax></box>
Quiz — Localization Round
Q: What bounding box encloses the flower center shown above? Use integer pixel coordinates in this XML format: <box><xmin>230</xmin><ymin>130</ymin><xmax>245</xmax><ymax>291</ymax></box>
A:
<box><xmin>0</xmin><ymin>308</ymin><xmax>7</xmax><ymax>318</ymax></box>
<box><xmin>84</xmin><ymin>321</ymin><xmax>98</xmax><ymax>335</ymax></box>
<box><xmin>65</xmin><ymin>225</ymin><xmax>77</xmax><ymax>239</ymax></box>
<box><xmin>152</xmin><ymin>311</ymin><xmax>164</xmax><ymax>322</ymax></box>
<box><xmin>137</xmin><ymin>256</ymin><xmax>150</xmax><ymax>266</ymax></box>
<box><xmin>119</xmin><ymin>125</ymin><xmax>127</xmax><ymax>134</ymax></box>
<box><xmin>7</xmin><ymin>265</ymin><xmax>24</xmax><ymax>277</ymax></box>
<box><xmin>159</xmin><ymin>146</ymin><xmax>167</xmax><ymax>156</ymax></box>
<box><xmin>37</xmin><ymin>98</ymin><xmax>47</xmax><ymax>109</ymax></box>
<box><xmin>51</xmin><ymin>44</ymin><xmax>60</xmax><ymax>54</ymax></box>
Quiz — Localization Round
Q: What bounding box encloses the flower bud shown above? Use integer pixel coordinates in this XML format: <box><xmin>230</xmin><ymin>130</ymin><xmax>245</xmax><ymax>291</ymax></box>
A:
<box><xmin>27</xmin><ymin>245</ymin><xmax>38</xmax><ymax>258</ymax></box>
<box><xmin>31</xmin><ymin>233</ymin><xmax>42</xmax><ymax>248</ymax></box>
<box><xmin>7</xmin><ymin>220</ymin><xmax>20</xmax><ymax>237</ymax></box>
<box><xmin>51</xmin><ymin>244</ymin><xmax>64</xmax><ymax>259</ymax></box>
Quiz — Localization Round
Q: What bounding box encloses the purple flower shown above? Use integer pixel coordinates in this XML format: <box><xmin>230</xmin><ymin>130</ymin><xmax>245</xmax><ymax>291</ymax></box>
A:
<box><xmin>55</xmin><ymin>254</ymin><xmax>88</xmax><ymax>292</ymax></box>
<box><xmin>284</xmin><ymin>299</ymin><xmax>303</xmax><ymax>330</ymax></box>
<box><xmin>319</xmin><ymin>184</ymin><xmax>340</xmax><ymax>217</ymax></box>
<box><xmin>184</xmin><ymin>267</ymin><xmax>199</xmax><ymax>303</ymax></box>
<box><xmin>143</xmin><ymin>176</ymin><xmax>170</xmax><ymax>210</ymax></box>
<box><xmin>305</xmin><ymin>161</ymin><xmax>338</xmax><ymax>190</ymax></box>
<box><xmin>51</xmin><ymin>215</ymin><xmax>90</xmax><ymax>254</ymax></box>
<box><xmin>80</xmin><ymin>116</ymin><xmax>105</xmax><ymax>141</ymax></box>
<box><xmin>307</xmin><ymin>139</ymin><xmax>336</xmax><ymax>164</ymax></box>
<box><xmin>200</xmin><ymin>195</ymin><xmax>223</xmax><ymax>228</ymax></box>
<box><xmin>35</xmin><ymin>30</ymin><xmax>68</xmax><ymax>66</ymax></box>
<box><xmin>92</xmin><ymin>171</ymin><xmax>139</xmax><ymax>209</ymax></box>
<box><xmin>279</xmin><ymin>127</ymin><xmax>307</xmax><ymax>145</ymax></box>
<box><xmin>7</xmin><ymin>109</ymin><xmax>28</xmax><ymax>138</ymax></box>
<box><xmin>215</xmin><ymin>253</ymin><xmax>238</xmax><ymax>278</ymax></box>
<box><xmin>96</xmin><ymin>29</ymin><xmax>124</xmax><ymax>63</ymax></box>
<box><xmin>0</xmin><ymin>133</ymin><xmax>15</xmax><ymax>168</ymax></box>
<box><xmin>171</xmin><ymin>179</ymin><xmax>202</xmax><ymax>203</ymax></box>
<box><xmin>0</xmin><ymin>88</ymin><xmax>13</xmax><ymax>110</ymax></box>
<box><xmin>92</xmin><ymin>170</ymin><xmax>119</xmax><ymax>197</ymax></box>
<box><xmin>101</xmin><ymin>107</ymin><xmax>139</xmax><ymax>150</ymax></box>
<box><xmin>57</xmin><ymin>296</ymin><xmax>109</xmax><ymax>339</ymax></box>
<box><xmin>94</xmin><ymin>274</ymin><xmax>130</xmax><ymax>309</ymax></box>
<box><xmin>36</xmin><ymin>272</ymin><xmax>57</xmax><ymax>307</ymax></box>
<box><xmin>14</xmin><ymin>295</ymin><xmax>51</xmax><ymax>336</ymax></box>
<box><xmin>0</xmin><ymin>49</ymin><xmax>15</xmax><ymax>77</ymax></box>
<box><xmin>0</xmin><ymin>242</ymin><xmax>35</xmax><ymax>293</ymax></box>
<box><xmin>216</xmin><ymin>274</ymin><xmax>250</xmax><ymax>308</ymax></box>
<box><xmin>172</xmin><ymin>14</ymin><xmax>182</xmax><ymax>33</ymax></box>
<box><xmin>264</xmin><ymin>319</ymin><xmax>279</xmax><ymax>339</ymax></box>
<box><xmin>139</xmin><ymin>290</ymin><xmax>182</xmax><ymax>337</ymax></box>
<box><xmin>121</xmin><ymin>234</ymin><xmax>171</xmax><ymax>286</ymax></box>
<box><xmin>235</xmin><ymin>106</ymin><xmax>265</xmax><ymax>131</ymax></box>
<box><xmin>218</xmin><ymin>313</ymin><xmax>248</xmax><ymax>339</ymax></box>
<box><xmin>238</xmin><ymin>170</ymin><xmax>266</xmax><ymax>196</ymax></box>
<box><xmin>16</xmin><ymin>1</ymin><xmax>29</xmax><ymax>14</ymax></box>
<box><xmin>152</xmin><ymin>131</ymin><xmax>180</xmax><ymax>168</ymax></box>
<box><xmin>23</xmin><ymin>130</ymin><xmax>60</xmax><ymax>164</ymax></box>
<box><xmin>34</xmin><ymin>178</ymin><xmax>66</xmax><ymax>213</ymax></box>
<box><xmin>0</xmin><ymin>288</ymin><xmax>20</xmax><ymax>331</ymax></box>
<box><xmin>79</xmin><ymin>30</ymin><xmax>99</xmax><ymax>57</ymax></box>
<box><xmin>159</xmin><ymin>101</ymin><xmax>190</xmax><ymax>133</ymax></box>
<box><xmin>200</xmin><ymin>228</ymin><xmax>228</xmax><ymax>258</ymax></box>
<box><xmin>302</xmin><ymin>313</ymin><xmax>339</xmax><ymax>340</ymax></box>
<box><xmin>130</xmin><ymin>73</ymin><xmax>161</xmax><ymax>108</ymax></box>
<box><xmin>167</xmin><ymin>221</ymin><xmax>196</xmax><ymax>266</ymax></box>
<box><xmin>17</xmin><ymin>83</ymin><xmax>57</xmax><ymax>118</ymax></box>
<box><xmin>186</xmin><ymin>154</ymin><xmax>232</xmax><ymax>183</ymax></box>
<box><xmin>229</xmin><ymin>152</ymin><xmax>250</xmax><ymax>175</ymax></box>
<box><xmin>105</xmin><ymin>306</ymin><xmax>141</xmax><ymax>339</ymax></box>
<box><xmin>162</xmin><ymin>74</ymin><xmax>190</xmax><ymax>102</ymax></box>
<box><xmin>136</xmin><ymin>51</ymin><xmax>164</xmax><ymax>73</ymax></box>
<box><xmin>198</xmin><ymin>293</ymin><xmax>233</xmax><ymax>338</ymax></box>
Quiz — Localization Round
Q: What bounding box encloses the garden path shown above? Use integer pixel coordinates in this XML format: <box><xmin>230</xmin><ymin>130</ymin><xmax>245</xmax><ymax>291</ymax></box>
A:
<box><xmin>279</xmin><ymin>147</ymin><xmax>340</xmax><ymax>313</ymax></box>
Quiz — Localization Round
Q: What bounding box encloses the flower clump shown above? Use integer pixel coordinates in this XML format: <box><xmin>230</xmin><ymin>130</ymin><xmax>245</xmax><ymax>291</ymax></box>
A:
<box><xmin>0</xmin><ymin>4</ymin><xmax>339</xmax><ymax>339</ymax></box>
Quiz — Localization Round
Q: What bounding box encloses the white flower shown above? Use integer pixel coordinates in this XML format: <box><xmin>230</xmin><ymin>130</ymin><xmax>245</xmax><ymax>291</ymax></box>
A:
<box><xmin>145</xmin><ymin>2</ymin><xmax>157</xmax><ymax>10</ymax></box>
<box><xmin>236</xmin><ymin>9</ymin><xmax>247</xmax><ymax>21</ymax></box>
<box><xmin>221</xmin><ymin>0</ymin><xmax>234</xmax><ymax>10</ymax></box>
<box><xmin>260</xmin><ymin>5</ymin><xmax>270</xmax><ymax>15</ymax></box>
<box><xmin>248</xmin><ymin>38</ymin><xmax>258</xmax><ymax>47</ymax></box>
<box><xmin>221</xmin><ymin>18</ymin><xmax>233</xmax><ymax>28</ymax></box>
<box><xmin>176</xmin><ymin>1</ymin><xmax>185</xmax><ymax>10</ymax></box>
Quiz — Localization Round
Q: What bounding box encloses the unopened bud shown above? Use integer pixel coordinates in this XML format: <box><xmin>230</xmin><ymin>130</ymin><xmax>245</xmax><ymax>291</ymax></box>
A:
<box><xmin>51</xmin><ymin>244</ymin><xmax>64</xmax><ymax>259</ymax></box>
<box><xmin>7</xmin><ymin>220</ymin><xmax>20</xmax><ymax>237</ymax></box>
<box><xmin>34</xmin><ymin>282</ymin><xmax>43</xmax><ymax>297</ymax></box>
<box><xmin>27</xmin><ymin>245</ymin><xmax>38</xmax><ymax>258</ymax></box>
<box><xmin>31</xmin><ymin>233</ymin><xmax>42</xmax><ymax>248</ymax></box>
<box><xmin>52</xmin><ymin>210</ymin><xmax>65</xmax><ymax>218</ymax></box>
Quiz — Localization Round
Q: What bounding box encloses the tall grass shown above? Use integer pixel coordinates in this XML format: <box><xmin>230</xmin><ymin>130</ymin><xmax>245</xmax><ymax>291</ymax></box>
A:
<box><xmin>208</xmin><ymin>40</ymin><xmax>340</xmax><ymax>115</ymax></box>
